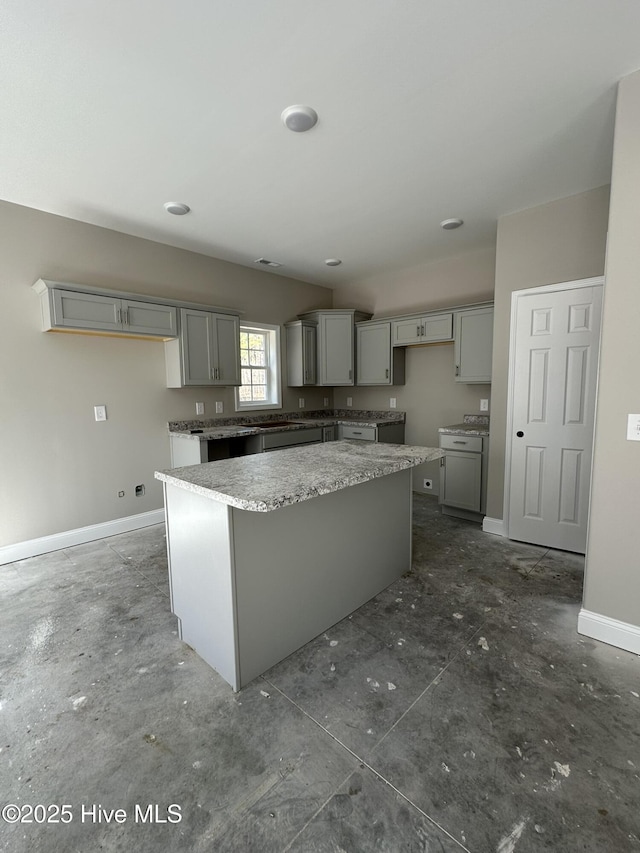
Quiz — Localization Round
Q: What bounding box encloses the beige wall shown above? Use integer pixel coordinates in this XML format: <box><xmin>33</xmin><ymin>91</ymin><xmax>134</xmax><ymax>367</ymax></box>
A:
<box><xmin>333</xmin><ymin>248</ymin><xmax>495</xmax><ymax>491</ymax></box>
<box><xmin>486</xmin><ymin>185</ymin><xmax>610</xmax><ymax>520</ymax></box>
<box><xmin>0</xmin><ymin>201</ymin><xmax>332</xmax><ymax>547</ymax></box>
<box><xmin>333</xmin><ymin>247</ymin><xmax>496</xmax><ymax>316</ymax></box>
<box><xmin>583</xmin><ymin>71</ymin><xmax>640</xmax><ymax>625</ymax></box>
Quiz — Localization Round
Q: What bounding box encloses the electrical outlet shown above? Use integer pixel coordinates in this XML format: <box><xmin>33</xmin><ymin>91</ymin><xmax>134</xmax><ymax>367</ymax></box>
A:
<box><xmin>298</xmin><ymin>397</ymin><xmax>305</xmax><ymax>408</ymax></box>
<box><xmin>195</xmin><ymin>402</ymin><xmax>205</xmax><ymax>415</ymax></box>
<box><xmin>423</xmin><ymin>479</ymin><xmax>433</xmax><ymax>490</ymax></box>
<box><xmin>480</xmin><ymin>398</ymin><xmax>489</xmax><ymax>412</ymax></box>
<box><xmin>135</xmin><ymin>484</ymin><xmax>145</xmax><ymax>497</ymax></box>
<box><xmin>94</xmin><ymin>405</ymin><xmax>107</xmax><ymax>422</ymax></box>
<box><xmin>215</xmin><ymin>401</ymin><xmax>223</xmax><ymax>414</ymax></box>
<box><xmin>323</xmin><ymin>397</ymin><xmax>329</xmax><ymax>407</ymax></box>
<box><xmin>390</xmin><ymin>397</ymin><xmax>397</xmax><ymax>409</ymax></box>
<box><xmin>346</xmin><ymin>397</ymin><xmax>353</xmax><ymax>407</ymax></box>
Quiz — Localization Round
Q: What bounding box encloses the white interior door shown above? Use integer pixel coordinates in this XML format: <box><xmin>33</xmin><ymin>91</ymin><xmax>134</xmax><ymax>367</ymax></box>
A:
<box><xmin>507</xmin><ymin>280</ymin><xmax>603</xmax><ymax>553</ymax></box>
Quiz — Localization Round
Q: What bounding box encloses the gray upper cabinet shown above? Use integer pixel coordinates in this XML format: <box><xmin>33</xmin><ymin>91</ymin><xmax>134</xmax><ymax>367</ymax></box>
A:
<box><xmin>166</xmin><ymin>308</ymin><xmax>241</xmax><ymax>387</ymax></box>
<box><xmin>285</xmin><ymin>320</ymin><xmax>317</xmax><ymax>386</ymax></box>
<box><xmin>319</xmin><ymin>312</ymin><xmax>355</xmax><ymax>385</ymax></box>
<box><xmin>297</xmin><ymin>309</ymin><xmax>371</xmax><ymax>387</ymax></box>
<box><xmin>392</xmin><ymin>312</ymin><xmax>453</xmax><ymax>346</ymax></box>
<box><xmin>454</xmin><ymin>306</ymin><xmax>494</xmax><ymax>383</ymax></box>
<box><xmin>356</xmin><ymin>321</ymin><xmax>406</xmax><ymax>385</ymax></box>
<box><xmin>43</xmin><ymin>287</ymin><xmax>178</xmax><ymax>338</ymax></box>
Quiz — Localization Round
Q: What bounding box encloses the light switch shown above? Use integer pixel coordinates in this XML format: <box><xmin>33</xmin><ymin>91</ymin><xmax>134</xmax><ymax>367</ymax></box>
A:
<box><xmin>480</xmin><ymin>399</ymin><xmax>489</xmax><ymax>412</ymax></box>
<box><xmin>215</xmin><ymin>401</ymin><xmax>223</xmax><ymax>414</ymax></box>
<box><xmin>346</xmin><ymin>397</ymin><xmax>353</xmax><ymax>407</ymax></box>
<box><xmin>389</xmin><ymin>397</ymin><xmax>397</xmax><ymax>409</ymax></box>
<box><xmin>195</xmin><ymin>402</ymin><xmax>205</xmax><ymax>415</ymax></box>
<box><xmin>627</xmin><ymin>414</ymin><xmax>640</xmax><ymax>441</ymax></box>
<box><xmin>94</xmin><ymin>405</ymin><xmax>107</xmax><ymax>422</ymax></box>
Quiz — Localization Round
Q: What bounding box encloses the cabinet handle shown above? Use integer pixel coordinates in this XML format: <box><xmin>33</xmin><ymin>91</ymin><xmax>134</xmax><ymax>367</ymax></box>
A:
<box><xmin>440</xmin><ymin>457</ymin><xmax>445</xmax><ymax>467</ymax></box>
<box><xmin>116</xmin><ymin>307</ymin><xmax>122</xmax><ymax>325</ymax></box>
<box><xmin>385</xmin><ymin>368</ymin><xmax>389</xmax><ymax>379</ymax></box>
<box><xmin>421</xmin><ymin>324</ymin><xmax>425</xmax><ymax>336</ymax></box>
<box><xmin>348</xmin><ymin>369</ymin><xmax>352</xmax><ymax>379</ymax></box>
<box><xmin>352</xmin><ymin>431</ymin><xmax>362</xmax><ymax>435</ymax></box>
<box><xmin>417</xmin><ymin>325</ymin><xmax>421</xmax><ymax>337</ymax></box>
<box><xmin>455</xmin><ymin>365</ymin><xmax>460</xmax><ymax>375</ymax></box>
<box><xmin>123</xmin><ymin>308</ymin><xmax>129</xmax><ymax>326</ymax></box>
<box><xmin>453</xmin><ymin>440</ymin><xmax>467</xmax><ymax>444</ymax></box>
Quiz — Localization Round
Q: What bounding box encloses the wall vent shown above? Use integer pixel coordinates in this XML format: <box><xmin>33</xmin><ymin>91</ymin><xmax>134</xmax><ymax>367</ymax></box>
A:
<box><xmin>255</xmin><ymin>257</ymin><xmax>282</xmax><ymax>268</ymax></box>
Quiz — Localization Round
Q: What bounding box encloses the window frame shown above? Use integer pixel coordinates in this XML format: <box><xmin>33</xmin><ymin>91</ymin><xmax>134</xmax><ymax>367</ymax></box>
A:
<box><xmin>234</xmin><ymin>322</ymin><xmax>282</xmax><ymax>412</ymax></box>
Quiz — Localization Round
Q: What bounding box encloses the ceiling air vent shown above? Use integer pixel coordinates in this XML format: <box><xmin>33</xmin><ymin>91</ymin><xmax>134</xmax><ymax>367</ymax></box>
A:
<box><xmin>255</xmin><ymin>257</ymin><xmax>282</xmax><ymax>268</ymax></box>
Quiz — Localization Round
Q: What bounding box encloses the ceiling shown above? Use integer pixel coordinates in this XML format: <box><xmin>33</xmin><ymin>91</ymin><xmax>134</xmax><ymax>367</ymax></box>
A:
<box><xmin>2</xmin><ymin>1</ymin><xmax>640</xmax><ymax>289</ymax></box>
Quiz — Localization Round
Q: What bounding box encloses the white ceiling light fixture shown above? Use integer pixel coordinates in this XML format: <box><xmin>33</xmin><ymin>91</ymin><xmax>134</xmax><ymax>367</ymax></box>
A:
<box><xmin>325</xmin><ymin>258</ymin><xmax>342</xmax><ymax>266</ymax></box>
<box><xmin>164</xmin><ymin>202</ymin><xmax>191</xmax><ymax>216</ymax></box>
<box><xmin>281</xmin><ymin>105</ymin><xmax>318</xmax><ymax>133</ymax></box>
<box><xmin>440</xmin><ymin>218</ymin><xmax>464</xmax><ymax>230</ymax></box>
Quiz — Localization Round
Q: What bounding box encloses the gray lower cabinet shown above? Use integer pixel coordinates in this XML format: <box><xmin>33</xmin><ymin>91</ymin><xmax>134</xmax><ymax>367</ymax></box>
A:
<box><xmin>166</xmin><ymin>308</ymin><xmax>241</xmax><ymax>387</ymax></box>
<box><xmin>338</xmin><ymin>423</ymin><xmax>405</xmax><ymax>443</ymax></box>
<box><xmin>356</xmin><ymin>321</ymin><xmax>406</xmax><ymax>385</ymax></box>
<box><xmin>285</xmin><ymin>320</ymin><xmax>317</xmax><ymax>386</ymax></box>
<box><xmin>42</xmin><ymin>287</ymin><xmax>178</xmax><ymax>338</ymax></box>
<box><xmin>438</xmin><ymin>432</ymin><xmax>488</xmax><ymax>519</ymax></box>
<box><xmin>454</xmin><ymin>306</ymin><xmax>493</xmax><ymax>383</ymax></box>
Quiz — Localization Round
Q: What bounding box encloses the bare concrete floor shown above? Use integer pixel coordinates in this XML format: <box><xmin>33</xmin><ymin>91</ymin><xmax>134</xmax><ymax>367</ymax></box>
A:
<box><xmin>2</xmin><ymin>494</ymin><xmax>639</xmax><ymax>852</ymax></box>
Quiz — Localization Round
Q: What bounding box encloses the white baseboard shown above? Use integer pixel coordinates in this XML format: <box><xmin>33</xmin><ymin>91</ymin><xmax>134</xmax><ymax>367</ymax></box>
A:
<box><xmin>578</xmin><ymin>608</ymin><xmax>640</xmax><ymax>656</ymax></box>
<box><xmin>482</xmin><ymin>516</ymin><xmax>507</xmax><ymax>537</ymax></box>
<box><xmin>0</xmin><ymin>509</ymin><xmax>165</xmax><ymax>566</ymax></box>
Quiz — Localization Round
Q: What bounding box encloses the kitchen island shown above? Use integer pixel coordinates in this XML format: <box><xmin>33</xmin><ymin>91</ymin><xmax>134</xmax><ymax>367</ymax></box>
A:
<box><xmin>155</xmin><ymin>440</ymin><xmax>441</xmax><ymax>690</ymax></box>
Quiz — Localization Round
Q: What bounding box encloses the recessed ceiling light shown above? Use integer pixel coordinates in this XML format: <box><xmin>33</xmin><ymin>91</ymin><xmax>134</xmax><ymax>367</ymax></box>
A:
<box><xmin>164</xmin><ymin>202</ymin><xmax>191</xmax><ymax>216</ymax></box>
<box><xmin>255</xmin><ymin>257</ymin><xmax>282</xmax><ymax>268</ymax></box>
<box><xmin>325</xmin><ymin>258</ymin><xmax>342</xmax><ymax>266</ymax></box>
<box><xmin>281</xmin><ymin>105</ymin><xmax>318</xmax><ymax>133</ymax></box>
<box><xmin>440</xmin><ymin>218</ymin><xmax>464</xmax><ymax>230</ymax></box>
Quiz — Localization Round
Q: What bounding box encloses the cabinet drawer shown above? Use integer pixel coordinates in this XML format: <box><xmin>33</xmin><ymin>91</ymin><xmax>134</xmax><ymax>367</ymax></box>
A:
<box><xmin>340</xmin><ymin>425</ymin><xmax>376</xmax><ymax>441</ymax></box>
<box><xmin>440</xmin><ymin>434</ymin><xmax>483</xmax><ymax>453</ymax></box>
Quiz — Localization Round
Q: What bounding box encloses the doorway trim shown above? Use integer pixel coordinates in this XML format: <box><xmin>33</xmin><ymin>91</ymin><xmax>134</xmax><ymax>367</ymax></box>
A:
<box><xmin>502</xmin><ymin>275</ymin><xmax>605</xmax><ymax>542</ymax></box>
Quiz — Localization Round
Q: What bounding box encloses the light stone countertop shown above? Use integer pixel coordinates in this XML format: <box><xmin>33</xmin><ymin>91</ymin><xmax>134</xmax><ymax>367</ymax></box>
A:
<box><xmin>155</xmin><ymin>440</ymin><xmax>441</xmax><ymax>512</ymax></box>
<box><xmin>168</xmin><ymin>410</ymin><xmax>405</xmax><ymax>442</ymax></box>
<box><xmin>439</xmin><ymin>414</ymin><xmax>490</xmax><ymax>437</ymax></box>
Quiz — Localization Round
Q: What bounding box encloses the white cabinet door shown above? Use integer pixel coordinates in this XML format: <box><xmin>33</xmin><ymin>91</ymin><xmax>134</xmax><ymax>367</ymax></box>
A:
<box><xmin>52</xmin><ymin>290</ymin><xmax>121</xmax><ymax>332</ymax></box>
<box><xmin>454</xmin><ymin>307</ymin><xmax>493</xmax><ymax>383</ymax></box>
<box><xmin>122</xmin><ymin>299</ymin><xmax>178</xmax><ymax>337</ymax></box>
<box><xmin>211</xmin><ymin>313</ymin><xmax>241</xmax><ymax>385</ymax></box>
<box><xmin>357</xmin><ymin>323</ymin><xmax>392</xmax><ymax>385</ymax></box>
<box><xmin>319</xmin><ymin>313</ymin><xmax>354</xmax><ymax>385</ymax></box>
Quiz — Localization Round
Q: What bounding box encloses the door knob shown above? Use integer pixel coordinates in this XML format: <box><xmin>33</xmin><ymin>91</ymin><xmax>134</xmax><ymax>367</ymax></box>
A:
<box><xmin>516</xmin><ymin>430</ymin><xmax>524</xmax><ymax>438</ymax></box>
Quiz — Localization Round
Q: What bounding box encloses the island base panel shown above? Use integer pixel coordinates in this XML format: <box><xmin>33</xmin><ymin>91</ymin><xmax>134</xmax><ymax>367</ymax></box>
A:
<box><xmin>164</xmin><ymin>469</ymin><xmax>412</xmax><ymax>691</ymax></box>
<box><xmin>233</xmin><ymin>469</ymin><xmax>412</xmax><ymax>687</ymax></box>
<box><xmin>163</xmin><ymin>484</ymin><xmax>240</xmax><ymax>689</ymax></box>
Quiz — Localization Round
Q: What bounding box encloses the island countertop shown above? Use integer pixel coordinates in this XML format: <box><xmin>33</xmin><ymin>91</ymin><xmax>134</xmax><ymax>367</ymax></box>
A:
<box><xmin>155</xmin><ymin>440</ymin><xmax>441</xmax><ymax>512</ymax></box>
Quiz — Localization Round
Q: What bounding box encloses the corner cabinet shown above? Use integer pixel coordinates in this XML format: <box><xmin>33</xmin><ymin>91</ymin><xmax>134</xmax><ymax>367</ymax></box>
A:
<box><xmin>285</xmin><ymin>320</ymin><xmax>317</xmax><ymax>386</ymax></box>
<box><xmin>296</xmin><ymin>309</ymin><xmax>372</xmax><ymax>387</ymax></box>
<box><xmin>356</xmin><ymin>321</ymin><xmax>405</xmax><ymax>385</ymax></box>
<box><xmin>165</xmin><ymin>308</ymin><xmax>241</xmax><ymax>388</ymax></box>
<box><xmin>454</xmin><ymin>306</ymin><xmax>493</xmax><ymax>383</ymax></box>
<box><xmin>33</xmin><ymin>281</ymin><xmax>178</xmax><ymax>339</ymax></box>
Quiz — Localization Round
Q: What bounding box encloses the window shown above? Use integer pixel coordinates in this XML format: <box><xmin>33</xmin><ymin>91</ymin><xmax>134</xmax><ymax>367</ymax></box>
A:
<box><xmin>235</xmin><ymin>323</ymin><xmax>282</xmax><ymax>411</ymax></box>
